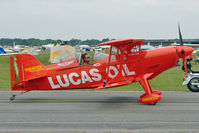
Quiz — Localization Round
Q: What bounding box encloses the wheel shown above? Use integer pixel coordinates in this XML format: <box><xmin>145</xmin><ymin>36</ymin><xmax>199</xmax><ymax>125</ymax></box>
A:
<box><xmin>10</xmin><ymin>97</ymin><xmax>15</xmax><ymax>101</ymax></box>
<box><xmin>148</xmin><ymin>102</ymin><xmax>157</xmax><ymax>105</ymax></box>
<box><xmin>187</xmin><ymin>77</ymin><xmax>199</xmax><ymax>92</ymax></box>
<box><xmin>9</xmin><ymin>95</ymin><xmax>15</xmax><ymax>101</ymax></box>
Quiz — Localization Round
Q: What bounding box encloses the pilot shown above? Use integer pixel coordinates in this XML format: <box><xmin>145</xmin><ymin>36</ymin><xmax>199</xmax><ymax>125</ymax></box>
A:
<box><xmin>82</xmin><ymin>53</ymin><xmax>90</xmax><ymax>65</ymax></box>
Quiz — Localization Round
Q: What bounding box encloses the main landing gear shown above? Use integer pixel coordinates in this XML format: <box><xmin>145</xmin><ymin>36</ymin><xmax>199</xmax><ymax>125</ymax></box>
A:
<box><xmin>10</xmin><ymin>91</ymin><xmax>30</xmax><ymax>101</ymax></box>
<box><xmin>138</xmin><ymin>76</ymin><xmax>162</xmax><ymax>105</ymax></box>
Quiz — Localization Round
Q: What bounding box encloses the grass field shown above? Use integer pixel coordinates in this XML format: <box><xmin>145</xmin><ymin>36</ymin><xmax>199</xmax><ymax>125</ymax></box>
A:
<box><xmin>0</xmin><ymin>52</ymin><xmax>198</xmax><ymax>91</ymax></box>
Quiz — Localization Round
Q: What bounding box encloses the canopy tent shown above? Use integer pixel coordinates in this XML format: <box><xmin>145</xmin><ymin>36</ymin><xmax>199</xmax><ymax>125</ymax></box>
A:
<box><xmin>49</xmin><ymin>45</ymin><xmax>75</xmax><ymax>63</ymax></box>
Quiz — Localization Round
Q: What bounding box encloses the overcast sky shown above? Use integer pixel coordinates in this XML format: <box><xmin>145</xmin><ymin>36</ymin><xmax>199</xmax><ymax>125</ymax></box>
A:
<box><xmin>0</xmin><ymin>0</ymin><xmax>198</xmax><ymax>40</ymax></box>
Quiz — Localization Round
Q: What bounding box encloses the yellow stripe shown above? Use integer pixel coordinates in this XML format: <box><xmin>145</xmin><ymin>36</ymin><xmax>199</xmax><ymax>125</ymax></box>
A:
<box><xmin>65</xmin><ymin>45</ymin><xmax>74</xmax><ymax>49</ymax></box>
<box><xmin>53</xmin><ymin>46</ymin><xmax>62</xmax><ymax>48</ymax></box>
<box><xmin>23</xmin><ymin>46</ymin><xmax>33</xmax><ymax>51</ymax></box>
<box><xmin>65</xmin><ymin>50</ymin><xmax>71</xmax><ymax>54</ymax></box>
<box><xmin>50</xmin><ymin>49</ymin><xmax>62</xmax><ymax>60</ymax></box>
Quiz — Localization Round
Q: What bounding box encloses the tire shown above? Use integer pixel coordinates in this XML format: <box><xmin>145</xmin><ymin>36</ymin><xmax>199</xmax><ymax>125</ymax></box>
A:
<box><xmin>187</xmin><ymin>77</ymin><xmax>199</xmax><ymax>92</ymax></box>
<box><xmin>148</xmin><ymin>102</ymin><xmax>157</xmax><ymax>105</ymax></box>
<box><xmin>9</xmin><ymin>96</ymin><xmax>15</xmax><ymax>101</ymax></box>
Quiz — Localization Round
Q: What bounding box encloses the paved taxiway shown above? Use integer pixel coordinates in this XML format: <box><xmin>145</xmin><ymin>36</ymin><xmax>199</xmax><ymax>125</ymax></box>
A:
<box><xmin>0</xmin><ymin>91</ymin><xmax>199</xmax><ymax>132</ymax></box>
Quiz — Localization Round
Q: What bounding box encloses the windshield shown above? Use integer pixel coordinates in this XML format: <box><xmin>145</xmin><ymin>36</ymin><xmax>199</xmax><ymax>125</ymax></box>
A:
<box><xmin>49</xmin><ymin>45</ymin><xmax>117</xmax><ymax>65</ymax></box>
<box><xmin>75</xmin><ymin>45</ymin><xmax>111</xmax><ymax>65</ymax></box>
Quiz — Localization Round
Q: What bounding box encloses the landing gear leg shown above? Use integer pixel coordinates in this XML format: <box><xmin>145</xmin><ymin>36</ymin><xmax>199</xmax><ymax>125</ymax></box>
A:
<box><xmin>10</xmin><ymin>91</ymin><xmax>30</xmax><ymax>101</ymax></box>
<box><xmin>138</xmin><ymin>76</ymin><xmax>162</xmax><ymax>104</ymax></box>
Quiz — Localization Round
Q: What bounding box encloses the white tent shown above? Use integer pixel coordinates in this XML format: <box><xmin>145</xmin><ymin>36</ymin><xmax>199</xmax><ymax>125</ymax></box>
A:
<box><xmin>21</xmin><ymin>46</ymin><xmax>38</xmax><ymax>55</ymax></box>
<box><xmin>27</xmin><ymin>47</ymin><xmax>38</xmax><ymax>55</ymax></box>
<box><xmin>49</xmin><ymin>45</ymin><xmax>75</xmax><ymax>63</ymax></box>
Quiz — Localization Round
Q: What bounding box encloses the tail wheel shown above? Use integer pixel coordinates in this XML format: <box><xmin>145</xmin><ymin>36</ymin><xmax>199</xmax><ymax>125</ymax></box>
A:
<box><xmin>187</xmin><ymin>77</ymin><xmax>199</xmax><ymax>92</ymax></box>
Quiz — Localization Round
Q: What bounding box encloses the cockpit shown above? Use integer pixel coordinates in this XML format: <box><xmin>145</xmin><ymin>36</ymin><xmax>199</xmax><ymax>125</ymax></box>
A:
<box><xmin>48</xmin><ymin>39</ymin><xmax>143</xmax><ymax>69</ymax></box>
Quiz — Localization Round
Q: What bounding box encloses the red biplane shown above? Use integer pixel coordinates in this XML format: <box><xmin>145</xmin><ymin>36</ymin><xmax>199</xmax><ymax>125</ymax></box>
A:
<box><xmin>10</xmin><ymin>38</ymin><xmax>194</xmax><ymax>104</ymax></box>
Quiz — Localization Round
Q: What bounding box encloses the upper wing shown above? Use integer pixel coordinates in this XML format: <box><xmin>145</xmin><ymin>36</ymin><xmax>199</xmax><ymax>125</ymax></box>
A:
<box><xmin>97</xmin><ymin>38</ymin><xmax>144</xmax><ymax>48</ymax></box>
<box><xmin>95</xmin><ymin>38</ymin><xmax>144</xmax><ymax>88</ymax></box>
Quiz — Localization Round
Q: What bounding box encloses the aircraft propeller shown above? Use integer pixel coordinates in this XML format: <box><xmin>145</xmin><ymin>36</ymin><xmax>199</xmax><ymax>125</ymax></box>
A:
<box><xmin>178</xmin><ymin>23</ymin><xmax>188</xmax><ymax>76</ymax></box>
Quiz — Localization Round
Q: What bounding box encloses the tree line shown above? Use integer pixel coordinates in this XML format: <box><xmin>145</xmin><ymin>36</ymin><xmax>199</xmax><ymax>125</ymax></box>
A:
<box><xmin>0</xmin><ymin>38</ymin><xmax>111</xmax><ymax>46</ymax></box>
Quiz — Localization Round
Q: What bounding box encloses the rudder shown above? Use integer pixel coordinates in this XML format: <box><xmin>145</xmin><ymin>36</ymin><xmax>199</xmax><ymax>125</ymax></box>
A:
<box><xmin>10</xmin><ymin>54</ymin><xmax>45</xmax><ymax>91</ymax></box>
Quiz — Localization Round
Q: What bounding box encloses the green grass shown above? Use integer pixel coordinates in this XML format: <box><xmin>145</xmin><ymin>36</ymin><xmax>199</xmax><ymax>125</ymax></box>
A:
<box><xmin>0</xmin><ymin>52</ymin><xmax>199</xmax><ymax>91</ymax></box>
<box><xmin>35</xmin><ymin>53</ymin><xmax>51</xmax><ymax>66</ymax></box>
<box><xmin>0</xmin><ymin>56</ymin><xmax>11</xmax><ymax>90</ymax></box>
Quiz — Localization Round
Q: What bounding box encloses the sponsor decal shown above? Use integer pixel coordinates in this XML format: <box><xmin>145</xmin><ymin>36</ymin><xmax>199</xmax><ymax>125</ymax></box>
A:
<box><xmin>142</xmin><ymin>96</ymin><xmax>159</xmax><ymax>102</ymax></box>
<box><xmin>58</xmin><ymin>60</ymin><xmax>74</xmax><ymax>67</ymax></box>
<box><xmin>48</xmin><ymin>64</ymin><xmax>136</xmax><ymax>89</ymax></box>
<box><xmin>93</xmin><ymin>63</ymin><xmax>101</xmax><ymax>67</ymax></box>
<box><xmin>11</xmin><ymin>56</ymin><xmax>20</xmax><ymax>84</ymax></box>
<box><xmin>48</xmin><ymin>68</ymin><xmax>102</xmax><ymax>89</ymax></box>
<box><xmin>106</xmin><ymin>64</ymin><xmax>135</xmax><ymax>78</ymax></box>
<box><xmin>25</xmin><ymin>65</ymin><xmax>43</xmax><ymax>72</ymax></box>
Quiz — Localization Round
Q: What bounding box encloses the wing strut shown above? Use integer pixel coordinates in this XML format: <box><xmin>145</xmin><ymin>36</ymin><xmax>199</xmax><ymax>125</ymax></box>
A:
<box><xmin>104</xmin><ymin>45</ymin><xmax>112</xmax><ymax>87</ymax></box>
<box><xmin>106</xmin><ymin>45</ymin><xmax>128</xmax><ymax>84</ymax></box>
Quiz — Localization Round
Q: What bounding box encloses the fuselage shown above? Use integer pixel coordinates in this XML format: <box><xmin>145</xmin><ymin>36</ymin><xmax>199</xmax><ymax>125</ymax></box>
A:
<box><xmin>28</xmin><ymin>46</ymin><xmax>193</xmax><ymax>91</ymax></box>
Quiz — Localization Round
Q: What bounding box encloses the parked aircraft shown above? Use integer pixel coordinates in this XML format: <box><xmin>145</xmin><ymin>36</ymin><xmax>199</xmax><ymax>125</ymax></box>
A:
<box><xmin>0</xmin><ymin>47</ymin><xmax>19</xmax><ymax>56</ymax></box>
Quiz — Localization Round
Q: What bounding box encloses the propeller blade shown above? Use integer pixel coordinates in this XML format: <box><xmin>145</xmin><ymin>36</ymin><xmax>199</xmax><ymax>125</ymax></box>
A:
<box><xmin>182</xmin><ymin>57</ymin><xmax>188</xmax><ymax>76</ymax></box>
<box><xmin>178</xmin><ymin>23</ymin><xmax>184</xmax><ymax>46</ymax></box>
<box><xmin>178</xmin><ymin>23</ymin><xmax>188</xmax><ymax>76</ymax></box>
